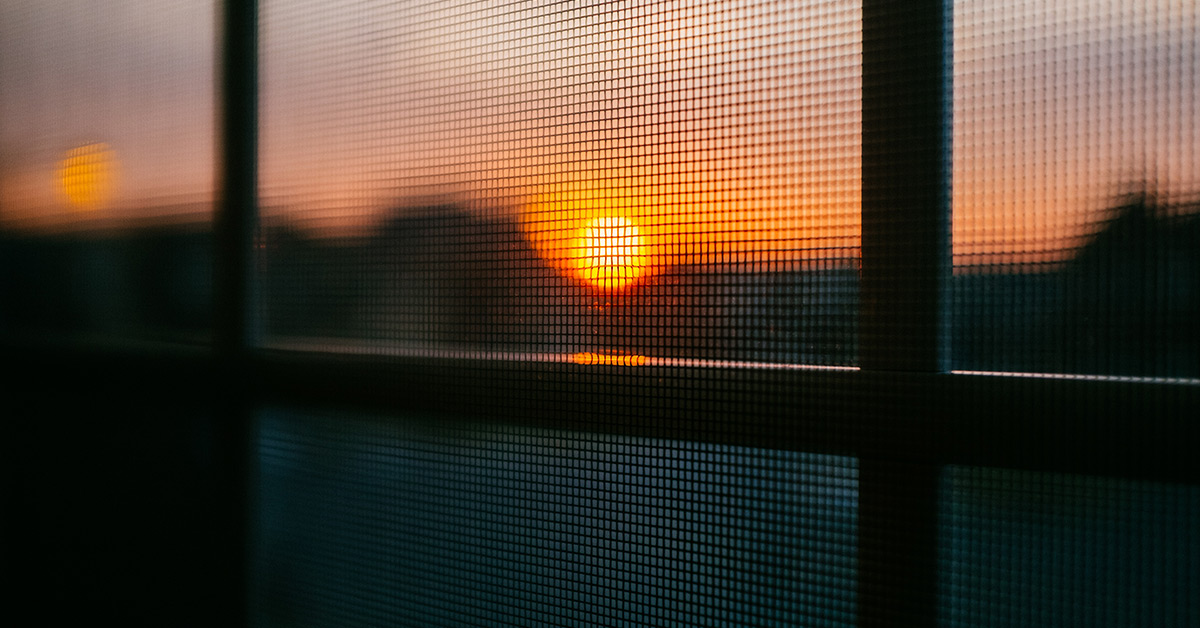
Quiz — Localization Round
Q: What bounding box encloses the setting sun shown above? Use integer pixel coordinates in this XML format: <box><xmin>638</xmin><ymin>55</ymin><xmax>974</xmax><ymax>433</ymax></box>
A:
<box><xmin>521</xmin><ymin>180</ymin><xmax>664</xmax><ymax>291</ymax></box>
<box><xmin>574</xmin><ymin>216</ymin><xmax>646</xmax><ymax>290</ymax></box>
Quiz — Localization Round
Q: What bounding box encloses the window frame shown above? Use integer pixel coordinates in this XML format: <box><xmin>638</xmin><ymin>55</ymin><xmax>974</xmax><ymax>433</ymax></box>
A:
<box><xmin>7</xmin><ymin>0</ymin><xmax>1197</xmax><ymax>626</ymax></box>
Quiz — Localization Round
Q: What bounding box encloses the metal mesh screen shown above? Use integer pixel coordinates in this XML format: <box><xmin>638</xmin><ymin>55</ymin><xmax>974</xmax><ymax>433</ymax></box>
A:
<box><xmin>254</xmin><ymin>3</ymin><xmax>864</xmax><ymax>617</ymax></box>
<box><xmin>258</xmin><ymin>0</ymin><xmax>862</xmax><ymax>366</ymax></box>
<box><xmin>950</xmin><ymin>0</ymin><xmax>1200</xmax><ymax>377</ymax></box>
<box><xmin>252</xmin><ymin>408</ymin><xmax>859</xmax><ymax>627</ymax></box>
<box><xmin>939</xmin><ymin>466</ymin><xmax>1200</xmax><ymax>627</ymax></box>
<box><xmin>3</xmin><ymin>1</ymin><xmax>1198</xmax><ymax>626</ymax></box>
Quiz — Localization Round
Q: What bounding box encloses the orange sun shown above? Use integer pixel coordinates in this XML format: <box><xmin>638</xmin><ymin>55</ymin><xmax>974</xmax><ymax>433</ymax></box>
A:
<box><xmin>574</xmin><ymin>216</ymin><xmax>646</xmax><ymax>290</ymax></box>
<box><xmin>521</xmin><ymin>180</ymin><xmax>659</xmax><ymax>291</ymax></box>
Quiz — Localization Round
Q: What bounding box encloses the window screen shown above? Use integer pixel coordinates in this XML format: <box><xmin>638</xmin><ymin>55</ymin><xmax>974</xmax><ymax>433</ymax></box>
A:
<box><xmin>259</xmin><ymin>0</ymin><xmax>861</xmax><ymax>366</ymax></box>
<box><xmin>4</xmin><ymin>2</ymin><xmax>1199</xmax><ymax>627</ymax></box>
<box><xmin>0</xmin><ymin>1</ymin><xmax>215</xmax><ymax>343</ymax></box>
<box><xmin>951</xmin><ymin>0</ymin><xmax>1199</xmax><ymax>377</ymax></box>
<box><xmin>939</xmin><ymin>466</ymin><xmax>1200</xmax><ymax>627</ymax></box>
<box><xmin>252</xmin><ymin>408</ymin><xmax>858</xmax><ymax>627</ymax></box>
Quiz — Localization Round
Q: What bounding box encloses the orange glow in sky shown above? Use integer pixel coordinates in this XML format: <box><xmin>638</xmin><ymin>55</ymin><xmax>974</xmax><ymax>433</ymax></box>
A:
<box><xmin>3</xmin><ymin>0</ymin><xmax>1194</xmax><ymax>267</ymax></box>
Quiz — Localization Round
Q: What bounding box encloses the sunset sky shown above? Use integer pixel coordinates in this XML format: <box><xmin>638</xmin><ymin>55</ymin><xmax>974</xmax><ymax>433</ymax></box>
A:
<box><xmin>1</xmin><ymin>0</ymin><xmax>1195</xmax><ymax>269</ymax></box>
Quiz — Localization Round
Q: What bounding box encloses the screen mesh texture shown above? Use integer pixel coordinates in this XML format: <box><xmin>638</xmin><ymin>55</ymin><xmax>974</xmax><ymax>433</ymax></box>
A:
<box><xmin>252</xmin><ymin>408</ymin><xmax>859</xmax><ymax>627</ymax></box>
<box><xmin>940</xmin><ymin>466</ymin><xmax>1200</xmax><ymax>627</ymax></box>
<box><xmin>259</xmin><ymin>0</ymin><xmax>862</xmax><ymax>366</ymax></box>
<box><xmin>951</xmin><ymin>0</ymin><xmax>1200</xmax><ymax>377</ymax></box>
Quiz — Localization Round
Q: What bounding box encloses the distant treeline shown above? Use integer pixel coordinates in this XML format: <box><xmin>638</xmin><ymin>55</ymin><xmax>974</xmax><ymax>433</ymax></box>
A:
<box><xmin>2</xmin><ymin>195</ymin><xmax>1196</xmax><ymax>376</ymax></box>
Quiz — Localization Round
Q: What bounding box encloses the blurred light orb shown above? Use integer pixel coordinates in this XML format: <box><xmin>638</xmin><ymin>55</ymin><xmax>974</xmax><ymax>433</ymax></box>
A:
<box><xmin>58</xmin><ymin>142</ymin><xmax>117</xmax><ymax>210</ymax></box>
<box><xmin>522</xmin><ymin>181</ymin><xmax>658</xmax><ymax>291</ymax></box>
<box><xmin>575</xmin><ymin>216</ymin><xmax>646</xmax><ymax>290</ymax></box>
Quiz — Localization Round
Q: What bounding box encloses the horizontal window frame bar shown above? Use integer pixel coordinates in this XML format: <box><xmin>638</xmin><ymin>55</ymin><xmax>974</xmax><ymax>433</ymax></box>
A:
<box><xmin>253</xmin><ymin>351</ymin><xmax>1200</xmax><ymax>485</ymax></box>
<box><xmin>11</xmin><ymin>341</ymin><xmax>1193</xmax><ymax>485</ymax></box>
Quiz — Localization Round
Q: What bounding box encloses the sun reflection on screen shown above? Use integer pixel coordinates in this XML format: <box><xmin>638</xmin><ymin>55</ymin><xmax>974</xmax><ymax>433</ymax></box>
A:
<box><xmin>571</xmin><ymin>352</ymin><xmax>648</xmax><ymax>366</ymax></box>
<box><xmin>58</xmin><ymin>142</ymin><xmax>117</xmax><ymax>211</ymax></box>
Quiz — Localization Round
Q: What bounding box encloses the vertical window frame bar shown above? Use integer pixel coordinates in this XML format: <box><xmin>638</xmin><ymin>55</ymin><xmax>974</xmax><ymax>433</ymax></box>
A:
<box><xmin>215</xmin><ymin>0</ymin><xmax>258</xmax><ymax>625</ymax></box>
<box><xmin>859</xmin><ymin>0</ymin><xmax>951</xmax><ymax>626</ymax></box>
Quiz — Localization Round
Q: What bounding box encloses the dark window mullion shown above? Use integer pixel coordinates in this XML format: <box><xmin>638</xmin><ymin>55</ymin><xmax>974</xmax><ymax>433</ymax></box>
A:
<box><xmin>216</xmin><ymin>0</ymin><xmax>258</xmax><ymax>358</ymax></box>
<box><xmin>216</xmin><ymin>0</ymin><xmax>259</xmax><ymax>625</ymax></box>
<box><xmin>858</xmin><ymin>0</ymin><xmax>951</xmax><ymax>626</ymax></box>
